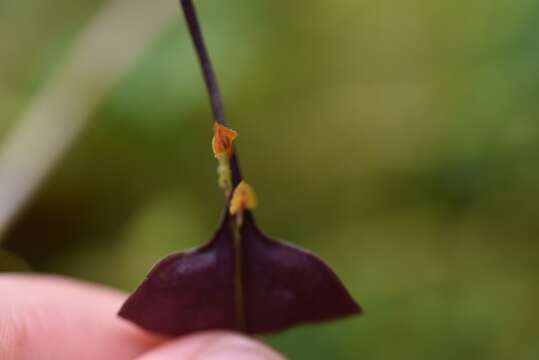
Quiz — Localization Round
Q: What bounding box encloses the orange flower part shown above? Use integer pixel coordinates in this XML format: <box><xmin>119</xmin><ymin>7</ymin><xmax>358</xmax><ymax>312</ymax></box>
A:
<box><xmin>212</xmin><ymin>122</ymin><xmax>237</xmax><ymax>159</ymax></box>
<box><xmin>229</xmin><ymin>181</ymin><xmax>257</xmax><ymax>215</ymax></box>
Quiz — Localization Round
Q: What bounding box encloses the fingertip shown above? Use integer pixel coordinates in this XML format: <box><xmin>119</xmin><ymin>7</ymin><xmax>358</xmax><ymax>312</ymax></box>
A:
<box><xmin>136</xmin><ymin>331</ymin><xmax>285</xmax><ymax>360</ymax></box>
<box><xmin>0</xmin><ymin>273</ymin><xmax>165</xmax><ymax>360</ymax></box>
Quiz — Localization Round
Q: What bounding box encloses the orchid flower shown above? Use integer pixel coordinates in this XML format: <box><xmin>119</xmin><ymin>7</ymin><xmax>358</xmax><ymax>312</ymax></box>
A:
<box><xmin>119</xmin><ymin>0</ymin><xmax>362</xmax><ymax>336</ymax></box>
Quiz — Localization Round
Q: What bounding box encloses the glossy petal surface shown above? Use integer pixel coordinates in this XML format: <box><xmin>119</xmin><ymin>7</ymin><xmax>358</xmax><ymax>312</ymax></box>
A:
<box><xmin>119</xmin><ymin>213</ymin><xmax>361</xmax><ymax>336</ymax></box>
<box><xmin>241</xmin><ymin>213</ymin><xmax>361</xmax><ymax>333</ymax></box>
<box><xmin>119</xmin><ymin>220</ymin><xmax>237</xmax><ymax>335</ymax></box>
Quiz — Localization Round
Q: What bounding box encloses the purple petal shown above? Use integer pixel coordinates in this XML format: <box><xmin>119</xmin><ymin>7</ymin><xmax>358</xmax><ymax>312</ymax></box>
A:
<box><xmin>119</xmin><ymin>212</ymin><xmax>361</xmax><ymax>336</ymax></box>
<box><xmin>241</xmin><ymin>213</ymin><xmax>361</xmax><ymax>334</ymax></box>
<box><xmin>118</xmin><ymin>219</ymin><xmax>238</xmax><ymax>335</ymax></box>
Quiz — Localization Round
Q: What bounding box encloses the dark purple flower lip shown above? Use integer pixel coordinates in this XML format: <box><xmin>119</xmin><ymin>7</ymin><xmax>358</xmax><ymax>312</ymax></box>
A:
<box><xmin>118</xmin><ymin>0</ymin><xmax>362</xmax><ymax>336</ymax></box>
<box><xmin>119</xmin><ymin>211</ymin><xmax>361</xmax><ymax>336</ymax></box>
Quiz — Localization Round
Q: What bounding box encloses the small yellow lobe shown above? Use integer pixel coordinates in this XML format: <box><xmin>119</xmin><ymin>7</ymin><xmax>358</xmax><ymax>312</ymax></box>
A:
<box><xmin>229</xmin><ymin>181</ymin><xmax>257</xmax><ymax>215</ymax></box>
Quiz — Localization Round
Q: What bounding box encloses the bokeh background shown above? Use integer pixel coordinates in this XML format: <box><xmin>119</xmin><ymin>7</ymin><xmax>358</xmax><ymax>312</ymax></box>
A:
<box><xmin>1</xmin><ymin>0</ymin><xmax>539</xmax><ymax>358</ymax></box>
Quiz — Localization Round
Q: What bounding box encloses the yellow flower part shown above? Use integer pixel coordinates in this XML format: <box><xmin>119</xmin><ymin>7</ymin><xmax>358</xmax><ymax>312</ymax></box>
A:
<box><xmin>229</xmin><ymin>181</ymin><xmax>257</xmax><ymax>215</ymax></box>
<box><xmin>212</xmin><ymin>122</ymin><xmax>237</xmax><ymax>159</ymax></box>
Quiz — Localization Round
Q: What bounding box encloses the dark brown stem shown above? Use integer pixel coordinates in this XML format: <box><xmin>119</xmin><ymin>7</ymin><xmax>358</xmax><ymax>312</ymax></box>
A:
<box><xmin>179</xmin><ymin>0</ymin><xmax>245</xmax><ymax>330</ymax></box>
<box><xmin>179</xmin><ymin>0</ymin><xmax>242</xmax><ymax>186</ymax></box>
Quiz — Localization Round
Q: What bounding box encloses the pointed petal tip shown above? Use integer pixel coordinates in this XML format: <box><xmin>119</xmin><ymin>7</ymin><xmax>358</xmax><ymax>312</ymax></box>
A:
<box><xmin>117</xmin><ymin>226</ymin><xmax>237</xmax><ymax>336</ymax></box>
<box><xmin>239</xmin><ymin>216</ymin><xmax>363</xmax><ymax>334</ymax></box>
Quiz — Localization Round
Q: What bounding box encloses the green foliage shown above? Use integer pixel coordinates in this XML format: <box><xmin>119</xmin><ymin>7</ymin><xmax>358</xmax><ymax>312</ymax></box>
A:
<box><xmin>1</xmin><ymin>0</ymin><xmax>539</xmax><ymax>358</ymax></box>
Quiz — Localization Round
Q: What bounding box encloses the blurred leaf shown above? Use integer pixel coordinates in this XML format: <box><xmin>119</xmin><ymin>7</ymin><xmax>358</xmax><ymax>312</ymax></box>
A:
<box><xmin>51</xmin><ymin>192</ymin><xmax>206</xmax><ymax>290</ymax></box>
<box><xmin>0</xmin><ymin>249</ymin><xmax>31</xmax><ymax>272</ymax></box>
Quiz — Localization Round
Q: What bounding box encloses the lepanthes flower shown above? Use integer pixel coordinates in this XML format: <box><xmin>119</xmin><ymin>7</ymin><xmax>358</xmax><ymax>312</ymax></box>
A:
<box><xmin>229</xmin><ymin>181</ymin><xmax>257</xmax><ymax>215</ymax></box>
<box><xmin>212</xmin><ymin>122</ymin><xmax>237</xmax><ymax>159</ymax></box>
<box><xmin>119</xmin><ymin>0</ymin><xmax>362</xmax><ymax>336</ymax></box>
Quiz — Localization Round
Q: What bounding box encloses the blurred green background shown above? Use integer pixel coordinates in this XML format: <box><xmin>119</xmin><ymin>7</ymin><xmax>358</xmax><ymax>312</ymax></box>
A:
<box><xmin>1</xmin><ymin>0</ymin><xmax>539</xmax><ymax>358</ymax></box>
